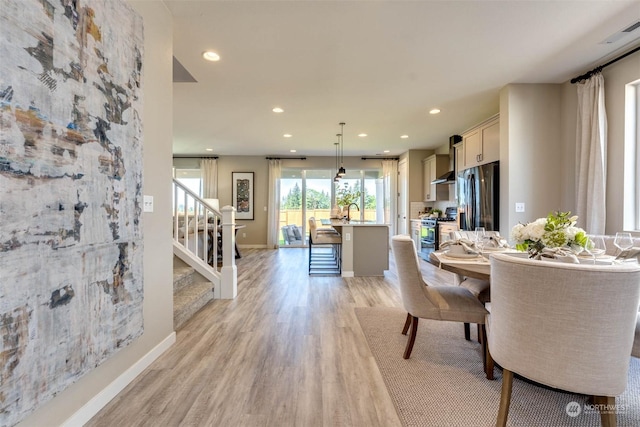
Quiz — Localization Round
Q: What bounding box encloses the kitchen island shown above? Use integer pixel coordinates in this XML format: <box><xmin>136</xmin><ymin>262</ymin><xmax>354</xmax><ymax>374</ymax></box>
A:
<box><xmin>326</xmin><ymin>220</ymin><xmax>390</xmax><ymax>277</ymax></box>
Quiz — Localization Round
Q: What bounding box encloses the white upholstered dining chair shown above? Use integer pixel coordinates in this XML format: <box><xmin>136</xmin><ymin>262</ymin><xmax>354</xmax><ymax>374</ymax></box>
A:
<box><xmin>487</xmin><ymin>252</ymin><xmax>640</xmax><ymax>427</ymax></box>
<box><xmin>391</xmin><ymin>235</ymin><xmax>491</xmax><ymax>377</ymax></box>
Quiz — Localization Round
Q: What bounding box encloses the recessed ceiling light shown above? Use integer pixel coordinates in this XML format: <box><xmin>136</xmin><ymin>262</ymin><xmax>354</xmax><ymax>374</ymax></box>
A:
<box><xmin>401</xmin><ymin>135</ymin><xmax>409</xmax><ymax>139</ymax></box>
<box><xmin>290</xmin><ymin>149</ymin><xmax>297</xmax><ymax>153</ymax></box>
<box><xmin>383</xmin><ymin>150</ymin><xmax>390</xmax><ymax>153</ymax></box>
<box><xmin>202</xmin><ymin>51</ymin><xmax>220</xmax><ymax>62</ymax></box>
<box><xmin>205</xmin><ymin>148</ymin><xmax>213</xmax><ymax>152</ymax></box>
<box><xmin>283</xmin><ymin>134</ymin><xmax>292</xmax><ymax>138</ymax></box>
<box><xmin>358</xmin><ymin>133</ymin><xmax>367</xmax><ymax>137</ymax></box>
<box><xmin>429</xmin><ymin>108</ymin><xmax>441</xmax><ymax>115</ymax></box>
<box><xmin>272</xmin><ymin>107</ymin><xmax>284</xmax><ymax>113</ymax></box>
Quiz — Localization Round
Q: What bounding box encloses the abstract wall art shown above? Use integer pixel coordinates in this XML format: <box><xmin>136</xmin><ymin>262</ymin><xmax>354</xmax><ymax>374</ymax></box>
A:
<box><xmin>232</xmin><ymin>172</ymin><xmax>254</xmax><ymax>220</ymax></box>
<box><xmin>0</xmin><ymin>1</ymin><xmax>144</xmax><ymax>425</ymax></box>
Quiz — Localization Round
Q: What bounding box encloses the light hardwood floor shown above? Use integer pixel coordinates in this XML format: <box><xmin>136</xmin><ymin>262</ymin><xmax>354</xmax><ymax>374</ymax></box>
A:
<box><xmin>87</xmin><ymin>248</ymin><xmax>456</xmax><ymax>427</ymax></box>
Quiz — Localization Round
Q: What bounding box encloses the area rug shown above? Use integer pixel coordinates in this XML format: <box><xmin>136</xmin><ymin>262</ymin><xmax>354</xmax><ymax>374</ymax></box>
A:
<box><xmin>355</xmin><ymin>306</ymin><xmax>640</xmax><ymax>427</ymax></box>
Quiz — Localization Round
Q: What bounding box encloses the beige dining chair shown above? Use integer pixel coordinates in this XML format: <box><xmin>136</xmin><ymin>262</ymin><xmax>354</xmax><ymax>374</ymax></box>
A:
<box><xmin>446</xmin><ymin>230</ymin><xmax>492</xmax><ymax>342</ymax></box>
<box><xmin>633</xmin><ymin>315</ymin><xmax>640</xmax><ymax>359</ymax></box>
<box><xmin>391</xmin><ymin>235</ymin><xmax>491</xmax><ymax>377</ymax></box>
<box><xmin>487</xmin><ymin>252</ymin><xmax>640</xmax><ymax>427</ymax></box>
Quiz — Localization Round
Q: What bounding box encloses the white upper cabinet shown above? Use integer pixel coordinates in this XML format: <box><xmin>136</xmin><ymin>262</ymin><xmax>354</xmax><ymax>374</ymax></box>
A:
<box><xmin>423</xmin><ymin>154</ymin><xmax>450</xmax><ymax>202</ymax></box>
<box><xmin>459</xmin><ymin>114</ymin><xmax>499</xmax><ymax>171</ymax></box>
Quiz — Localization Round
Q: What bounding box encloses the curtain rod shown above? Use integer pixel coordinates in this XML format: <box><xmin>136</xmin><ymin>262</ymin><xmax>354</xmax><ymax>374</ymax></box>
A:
<box><xmin>265</xmin><ymin>156</ymin><xmax>307</xmax><ymax>160</ymax></box>
<box><xmin>172</xmin><ymin>156</ymin><xmax>219</xmax><ymax>159</ymax></box>
<box><xmin>571</xmin><ymin>45</ymin><xmax>640</xmax><ymax>84</ymax></box>
<box><xmin>361</xmin><ymin>157</ymin><xmax>399</xmax><ymax>160</ymax></box>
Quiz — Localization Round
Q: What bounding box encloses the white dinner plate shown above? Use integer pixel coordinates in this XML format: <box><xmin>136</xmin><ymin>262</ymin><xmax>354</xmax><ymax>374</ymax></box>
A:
<box><xmin>482</xmin><ymin>246</ymin><xmax>509</xmax><ymax>252</ymax></box>
<box><xmin>443</xmin><ymin>251</ymin><xmax>479</xmax><ymax>259</ymax></box>
<box><xmin>577</xmin><ymin>256</ymin><xmax>615</xmax><ymax>265</ymax></box>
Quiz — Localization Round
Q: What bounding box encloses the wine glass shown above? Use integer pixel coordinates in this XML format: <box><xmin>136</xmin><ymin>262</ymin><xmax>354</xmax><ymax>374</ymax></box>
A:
<box><xmin>475</xmin><ymin>227</ymin><xmax>486</xmax><ymax>250</ymax></box>
<box><xmin>614</xmin><ymin>232</ymin><xmax>633</xmax><ymax>253</ymax></box>
<box><xmin>586</xmin><ymin>235</ymin><xmax>606</xmax><ymax>263</ymax></box>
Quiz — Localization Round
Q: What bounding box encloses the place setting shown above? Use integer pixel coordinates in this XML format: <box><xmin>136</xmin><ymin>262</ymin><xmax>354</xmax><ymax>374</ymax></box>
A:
<box><xmin>438</xmin><ymin>228</ymin><xmax>513</xmax><ymax>263</ymax></box>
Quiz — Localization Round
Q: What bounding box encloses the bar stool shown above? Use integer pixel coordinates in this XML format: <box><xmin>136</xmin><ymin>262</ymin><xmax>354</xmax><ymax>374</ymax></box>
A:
<box><xmin>308</xmin><ymin>217</ymin><xmax>342</xmax><ymax>275</ymax></box>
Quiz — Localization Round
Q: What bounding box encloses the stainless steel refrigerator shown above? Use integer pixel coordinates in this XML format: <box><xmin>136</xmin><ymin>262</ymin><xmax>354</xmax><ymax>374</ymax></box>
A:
<box><xmin>457</xmin><ymin>161</ymin><xmax>499</xmax><ymax>231</ymax></box>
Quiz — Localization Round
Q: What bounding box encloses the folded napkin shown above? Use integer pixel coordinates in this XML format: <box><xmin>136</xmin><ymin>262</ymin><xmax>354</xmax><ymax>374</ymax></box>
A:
<box><xmin>538</xmin><ymin>247</ymin><xmax>580</xmax><ymax>264</ymax></box>
<box><xmin>484</xmin><ymin>235</ymin><xmax>510</xmax><ymax>249</ymax></box>
<box><xmin>615</xmin><ymin>247</ymin><xmax>640</xmax><ymax>262</ymax></box>
<box><xmin>440</xmin><ymin>238</ymin><xmax>479</xmax><ymax>255</ymax></box>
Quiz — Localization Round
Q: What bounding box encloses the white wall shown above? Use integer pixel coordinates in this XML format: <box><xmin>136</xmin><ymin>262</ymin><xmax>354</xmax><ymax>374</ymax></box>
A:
<box><xmin>18</xmin><ymin>2</ymin><xmax>175</xmax><ymax>425</ymax></box>
<box><xmin>499</xmin><ymin>84</ymin><xmax>564</xmax><ymax>235</ymax></box>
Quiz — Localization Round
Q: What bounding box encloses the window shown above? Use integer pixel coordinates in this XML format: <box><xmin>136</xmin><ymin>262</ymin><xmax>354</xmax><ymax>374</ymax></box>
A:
<box><xmin>174</xmin><ymin>169</ymin><xmax>201</xmax><ymax>214</ymax></box>
<box><xmin>335</xmin><ymin>170</ymin><xmax>383</xmax><ymax>222</ymax></box>
<box><xmin>624</xmin><ymin>79</ymin><xmax>640</xmax><ymax>231</ymax></box>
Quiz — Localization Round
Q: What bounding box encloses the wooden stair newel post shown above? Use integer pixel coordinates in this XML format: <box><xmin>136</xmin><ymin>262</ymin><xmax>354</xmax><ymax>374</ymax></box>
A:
<box><xmin>221</xmin><ymin>205</ymin><xmax>238</xmax><ymax>299</ymax></box>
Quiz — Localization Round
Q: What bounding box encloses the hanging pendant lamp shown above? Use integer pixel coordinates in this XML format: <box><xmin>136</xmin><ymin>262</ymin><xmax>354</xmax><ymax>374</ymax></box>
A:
<box><xmin>333</xmin><ymin>139</ymin><xmax>341</xmax><ymax>182</ymax></box>
<box><xmin>337</xmin><ymin>122</ymin><xmax>346</xmax><ymax>177</ymax></box>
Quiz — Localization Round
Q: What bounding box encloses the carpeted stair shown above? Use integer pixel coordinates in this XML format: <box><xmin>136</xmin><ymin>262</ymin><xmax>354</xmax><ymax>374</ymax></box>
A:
<box><xmin>173</xmin><ymin>257</ymin><xmax>214</xmax><ymax>330</ymax></box>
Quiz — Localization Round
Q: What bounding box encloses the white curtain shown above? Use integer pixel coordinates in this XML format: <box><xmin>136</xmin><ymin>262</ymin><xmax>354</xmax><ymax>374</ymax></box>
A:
<box><xmin>382</xmin><ymin>160</ymin><xmax>398</xmax><ymax>236</ymax></box>
<box><xmin>267</xmin><ymin>159</ymin><xmax>282</xmax><ymax>248</ymax></box>
<box><xmin>201</xmin><ymin>158</ymin><xmax>218</xmax><ymax>199</ymax></box>
<box><xmin>575</xmin><ymin>72</ymin><xmax>607</xmax><ymax>234</ymax></box>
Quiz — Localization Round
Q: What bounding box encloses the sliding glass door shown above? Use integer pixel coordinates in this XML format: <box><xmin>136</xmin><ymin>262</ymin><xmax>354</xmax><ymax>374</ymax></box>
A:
<box><xmin>279</xmin><ymin>169</ymin><xmax>333</xmax><ymax>246</ymax></box>
<box><xmin>304</xmin><ymin>170</ymin><xmax>333</xmax><ymax>237</ymax></box>
<box><xmin>280</xmin><ymin>170</ymin><xmax>304</xmax><ymax>246</ymax></box>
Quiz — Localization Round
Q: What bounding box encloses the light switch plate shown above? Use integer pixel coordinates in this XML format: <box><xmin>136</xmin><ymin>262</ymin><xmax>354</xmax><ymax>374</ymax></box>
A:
<box><xmin>515</xmin><ymin>202</ymin><xmax>525</xmax><ymax>213</ymax></box>
<box><xmin>143</xmin><ymin>195</ymin><xmax>154</xmax><ymax>212</ymax></box>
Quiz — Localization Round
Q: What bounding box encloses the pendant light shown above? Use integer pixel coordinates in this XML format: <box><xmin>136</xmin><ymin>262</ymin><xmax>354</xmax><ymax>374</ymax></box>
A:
<box><xmin>337</xmin><ymin>122</ymin><xmax>346</xmax><ymax>177</ymax></box>
<box><xmin>333</xmin><ymin>137</ymin><xmax>341</xmax><ymax>182</ymax></box>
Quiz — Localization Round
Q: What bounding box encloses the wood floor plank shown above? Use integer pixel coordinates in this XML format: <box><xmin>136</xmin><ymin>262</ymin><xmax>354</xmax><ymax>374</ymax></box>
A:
<box><xmin>87</xmin><ymin>247</ymin><xmax>457</xmax><ymax>426</ymax></box>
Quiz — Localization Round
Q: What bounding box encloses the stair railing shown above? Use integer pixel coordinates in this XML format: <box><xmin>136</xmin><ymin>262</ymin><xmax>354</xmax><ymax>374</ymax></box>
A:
<box><xmin>172</xmin><ymin>179</ymin><xmax>237</xmax><ymax>299</ymax></box>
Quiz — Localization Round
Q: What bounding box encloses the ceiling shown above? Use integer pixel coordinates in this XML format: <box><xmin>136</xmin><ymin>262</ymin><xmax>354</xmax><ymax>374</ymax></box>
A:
<box><xmin>164</xmin><ymin>0</ymin><xmax>640</xmax><ymax>158</ymax></box>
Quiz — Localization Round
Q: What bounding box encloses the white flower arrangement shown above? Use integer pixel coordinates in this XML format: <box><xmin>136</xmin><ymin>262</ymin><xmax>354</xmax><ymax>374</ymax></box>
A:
<box><xmin>511</xmin><ymin>211</ymin><xmax>589</xmax><ymax>258</ymax></box>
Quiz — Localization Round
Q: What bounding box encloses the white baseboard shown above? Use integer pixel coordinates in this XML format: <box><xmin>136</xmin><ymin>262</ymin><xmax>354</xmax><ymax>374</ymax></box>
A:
<box><xmin>342</xmin><ymin>271</ymin><xmax>355</xmax><ymax>278</ymax></box>
<box><xmin>237</xmin><ymin>244</ymin><xmax>268</xmax><ymax>249</ymax></box>
<box><xmin>61</xmin><ymin>332</ymin><xmax>176</xmax><ymax>427</ymax></box>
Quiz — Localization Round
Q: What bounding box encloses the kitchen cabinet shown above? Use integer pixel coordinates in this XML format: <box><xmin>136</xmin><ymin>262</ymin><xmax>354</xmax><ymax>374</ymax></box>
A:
<box><xmin>454</xmin><ymin>143</ymin><xmax>465</xmax><ymax>174</ymax></box>
<box><xmin>438</xmin><ymin>222</ymin><xmax>459</xmax><ymax>248</ymax></box>
<box><xmin>410</xmin><ymin>219</ymin><xmax>422</xmax><ymax>252</ymax></box>
<box><xmin>460</xmin><ymin>114</ymin><xmax>500</xmax><ymax>170</ymax></box>
<box><xmin>423</xmin><ymin>154</ymin><xmax>450</xmax><ymax>201</ymax></box>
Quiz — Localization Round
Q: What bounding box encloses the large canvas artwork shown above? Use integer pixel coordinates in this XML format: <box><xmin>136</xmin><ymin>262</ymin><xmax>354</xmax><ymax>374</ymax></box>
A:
<box><xmin>0</xmin><ymin>1</ymin><xmax>144</xmax><ymax>425</ymax></box>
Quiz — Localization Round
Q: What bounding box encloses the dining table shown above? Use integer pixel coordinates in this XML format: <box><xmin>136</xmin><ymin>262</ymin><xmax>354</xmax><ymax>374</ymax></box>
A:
<box><xmin>428</xmin><ymin>250</ymin><xmax>493</xmax><ymax>281</ymax></box>
<box><xmin>204</xmin><ymin>224</ymin><xmax>246</xmax><ymax>265</ymax></box>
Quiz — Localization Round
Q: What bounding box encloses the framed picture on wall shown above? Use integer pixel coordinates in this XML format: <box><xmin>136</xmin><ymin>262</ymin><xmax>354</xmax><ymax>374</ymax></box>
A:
<box><xmin>232</xmin><ymin>172</ymin><xmax>254</xmax><ymax>220</ymax></box>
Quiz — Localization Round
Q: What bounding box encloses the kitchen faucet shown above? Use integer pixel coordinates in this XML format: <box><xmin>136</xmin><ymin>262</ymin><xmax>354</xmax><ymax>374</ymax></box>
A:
<box><xmin>347</xmin><ymin>203</ymin><xmax>359</xmax><ymax>221</ymax></box>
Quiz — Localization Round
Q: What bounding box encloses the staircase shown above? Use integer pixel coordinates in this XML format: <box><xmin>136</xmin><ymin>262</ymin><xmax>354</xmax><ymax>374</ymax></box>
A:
<box><xmin>172</xmin><ymin>179</ymin><xmax>237</xmax><ymax>301</ymax></box>
<box><xmin>173</xmin><ymin>256</ymin><xmax>215</xmax><ymax>330</ymax></box>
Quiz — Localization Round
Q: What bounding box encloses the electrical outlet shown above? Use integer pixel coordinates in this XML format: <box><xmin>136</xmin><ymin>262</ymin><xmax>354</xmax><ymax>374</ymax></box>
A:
<box><xmin>515</xmin><ymin>202</ymin><xmax>525</xmax><ymax>213</ymax></box>
<box><xmin>242</xmin><ymin>233</ymin><xmax>246</xmax><ymax>238</ymax></box>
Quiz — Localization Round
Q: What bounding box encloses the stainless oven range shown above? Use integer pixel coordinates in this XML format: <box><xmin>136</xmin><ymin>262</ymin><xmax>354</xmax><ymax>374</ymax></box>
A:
<box><xmin>420</xmin><ymin>207</ymin><xmax>457</xmax><ymax>260</ymax></box>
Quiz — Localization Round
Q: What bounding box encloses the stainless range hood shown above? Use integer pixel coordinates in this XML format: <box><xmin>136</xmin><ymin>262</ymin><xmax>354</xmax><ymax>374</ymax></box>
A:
<box><xmin>431</xmin><ymin>135</ymin><xmax>461</xmax><ymax>185</ymax></box>
<box><xmin>431</xmin><ymin>170</ymin><xmax>456</xmax><ymax>184</ymax></box>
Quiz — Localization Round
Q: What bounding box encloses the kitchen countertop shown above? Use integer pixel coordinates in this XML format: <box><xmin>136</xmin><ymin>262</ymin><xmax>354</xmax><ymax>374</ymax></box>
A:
<box><xmin>322</xmin><ymin>219</ymin><xmax>390</xmax><ymax>226</ymax></box>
